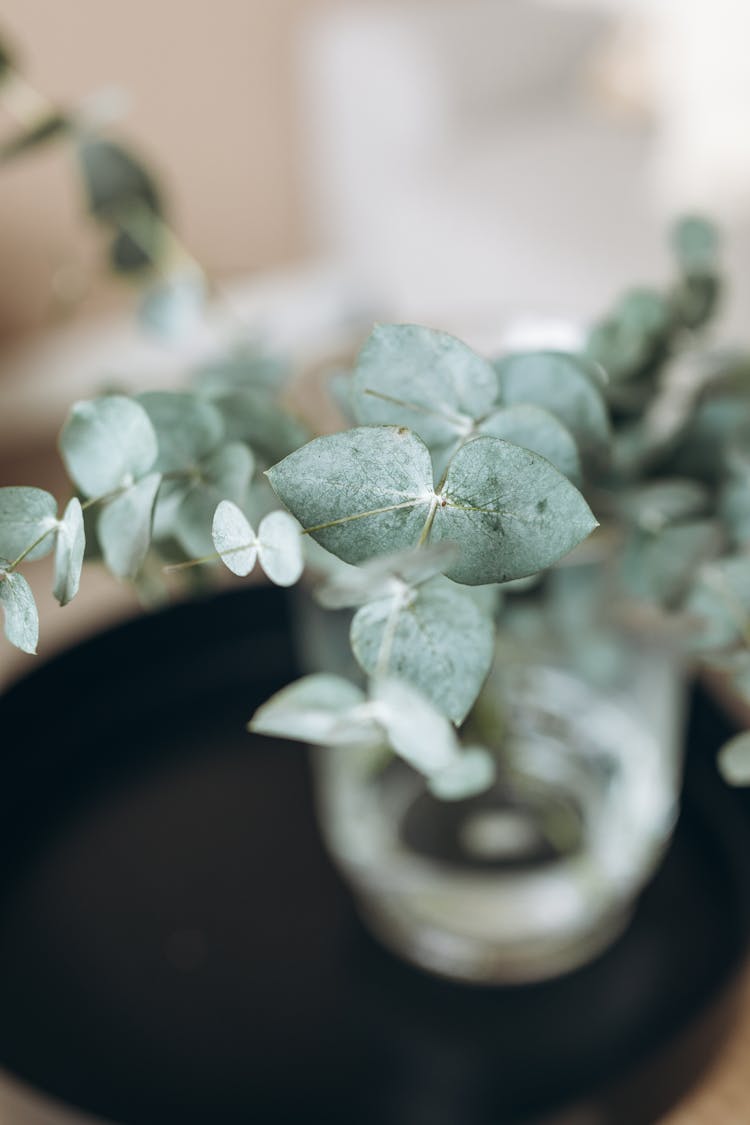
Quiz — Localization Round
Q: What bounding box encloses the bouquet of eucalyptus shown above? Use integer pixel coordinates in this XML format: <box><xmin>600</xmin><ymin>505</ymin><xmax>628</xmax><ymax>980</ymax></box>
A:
<box><xmin>1</xmin><ymin>32</ymin><xmax>749</xmax><ymax>794</ymax></box>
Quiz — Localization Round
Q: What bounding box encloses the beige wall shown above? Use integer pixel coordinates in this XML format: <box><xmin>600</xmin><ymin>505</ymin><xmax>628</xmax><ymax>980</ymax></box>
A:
<box><xmin>0</xmin><ymin>0</ymin><xmax>330</xmax><ymax>340</ymax></box>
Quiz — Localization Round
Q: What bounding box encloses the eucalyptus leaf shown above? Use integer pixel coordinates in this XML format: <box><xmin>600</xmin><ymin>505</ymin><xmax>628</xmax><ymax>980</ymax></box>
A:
<box><xmin>53</xmin><ymin>497</ymin><xmax>85</xmax><ymax>606</ymax></box>
<box><xmin>478</xmin><ymin>403</ymin><xmax>582</xmax><ymax>485</ymax></box>
<box><xmin>212</xmin><ymin>500</ymin><xmax>257</xmax><ymax>577</ymax></box>
<box><xmin>137</xmin><ymin>391</ymin><xmax>224</xmax><ymax>474</ymax></box>
<box><xmin>249</xmin><ymin>674</ymin><xmax>381</xmax><ymax>748</ymax></box>
<box><xmin>428</xmin><ymin>746</ymin><xmax>497</xmax><ymax>801</ymax></box>
<box><xmin>352</xmin><ymin>324</ymin><xmax>498</xmax><ymax>447</ymax></box>
<box><xmin>351</xmin><ymin>577</ymin><xmax>495</xmax><ymax>723</ymax></box>
<box><xmin>137</xmin><ymin>272</ymin><xmax>206</xmax><ymax>339</ymax></box>
<box><xmin>672</xmin><ymin>216</ymin><xmax>720</xmax><ymax>277</ymax></box>
<box><xmin>494</xmin><ymin>351</ymin><xmax>610</xmax><ymax>464</ymax></box>
<box><xmin>0</xmin><ymin>571</ymin><xmax>38</xmax><ymax>654</ymax></box>
<box><xmin>315</xmin><ymin>541</ymin><xmax>459</xmax><ymax>609</ymax></box>
<box><xmin>174</xmin><ymin>442</ymin><xmax>255</xmax><ymax>557</ymax></box>
<box><xmin>209</xmin><ymin>387</ymin><xmax>308</xmax><ymax>462</ymax></box>
<box><xmin>431</xmin><ymin>436</ymin><xmax>598</xmax><ymax>584</ymax></box>
<box><xmin>97</xmin><ymin>472</ymin><xmax>161</xmax><ymax>579</ymax></box>
<box><xmin>257</xmin><ymin>511</ymin><xmax>304</xmax><ymax>587</ymax></box>
<box><xmin>718</xmin><ymin>732</ymin><xmax>750</xmax><ymax>787</ymax></box>
<box><xmin>0</xmin><ymin>486</ymin><xmax>57</xmax><ymax>563</ymax></box>
<box><xmin>109</xmin><ymin>217</ymin><xmax>163</xmax><ymax>275</ymax></box>
<box><xmin>266</xmin><ymin>426</ymin><xmax>434</xmax><ymax>566</ymax></box>
<box><xmin>193</xmin><ymin>349</ymin><xmax>290</xmax><ymax>395</ymax></box>
<box><xmin>721</xmin><ymin>463</ymin><xmax>750</xmax><ymax>548</ymax></box>
<box><xmin>617</xmin><ymin>480</ymin><xmax>710</xmax><ymax>532</ymax></box>
<box><xmin>59</xmin><ymin>395</ymin><xmax>158</xmax><ymax>497</ymax></box>
<box><xmin>371</xmin><ymin>677</ymin><xmax>460</xmax><ymax>776</ymax></box>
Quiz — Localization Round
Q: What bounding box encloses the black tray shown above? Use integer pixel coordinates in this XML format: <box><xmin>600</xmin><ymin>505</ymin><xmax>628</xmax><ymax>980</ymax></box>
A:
<box><xmin>0</xmin><ymin>587</ymin><xmax>748</xmax><ymax>1125</ymax></box>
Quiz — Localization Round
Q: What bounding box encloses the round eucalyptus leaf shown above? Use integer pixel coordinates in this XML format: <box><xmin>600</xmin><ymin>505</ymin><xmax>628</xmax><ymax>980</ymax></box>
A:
<box><xmin>0</xmin><ymin>570</ymin><xmax>38</xmax><ymax>654</ymax></box>
<box><xmin>0</xmin><ymin>486</ymin><xmax>58</xmax><ymax>563</ymax></box>
<box><xmin>372</xmin><ymin>677</ymin><xmax>460</xmax><ymax>776</ymax></box>
<box><xmin>266</xmin><ymin>426</ymin><xmax>435</xmax><ymax>566</ymax></box>
<box><xmin>53</xmin><ymin>497</ymin><xmax>85</xmax><ymax>606</ymax></box>
<box><xmin>97</xmin><ymin>471</ymin><xmax>161</xmax><ymax>579</ymax></box>
<box><xmin>432</xmin><ymin>437</ymin><xmax>599</xmax><ymax>585</ymax></box>
<box><xmin>211</xmin><ymin>500</ymin><xmax>257</xmax><ymax>577</ymax></box>
<box><xmin>427</xmin><ymin>746</ymin><xmax>496</xmax><ymax>801</ymax></box>
<box><xmin>315</xmin><ymin>541</ymin><xmax>459</xmax><ymax>609</ymax></box>
<box><xmin>137</xmin><ymin>391</ymin><xmax>224</xmax><ymax>474</ymax></box>
<box><xmin>200</xmin><ymin>441</ymin><xmax>255</xmax><ymax>503</ymax></box>
<box><xmin>352</xmin><ymin>324</ymin><xmax>498</xmax><ymax>447</ymax></box>
<box><xmin>209</xmin><ymin>388</ymin><xmax>308</xmax><ymax>462</ymax></box>
<box><xmin>257</xmin><ymin>511</ymin><xmax>304</xmax><ymax>587</ymax></box>
<box><xmin>351</xmin><ymin>578</ymin><xmax>494</xmax><ymax>724</ymax></box>
<box><xmin>249</xmin><ymin>674</ymin><xmax>379</xmax><ymax>748</ymax></box>
<box><xmin>478</xmin><ymin>403</ymin><xmax>582</xmax><ymax>485</ymax></box>
<box><xmin>137</xmin><ymin>272</ymin><xmax>206</xmax><ymax>339</ymax></box>
<box><xmin>494</xmin><ymin>351</ymin><xmax>610</xmax><ymax>464</ymax></box>
<box><xmin>193</xmin><ymin>349</ymin><xmax>291</xmax><ymax>395</ymax></box>
<box><xmin>718</xmin><ymin>732</ymin><xmax>750</xmax><ymax>786</ymax></box>
<box><xmin>618</xmin><ymin>520</ymin><xmax>720</xmax><ymax>608</ymax></box>
<box><xmin>672</xmin><ymin>216</ymin><xmax>720</xmax><ymax>276</ymax></box>
<box><xmin>59</xmin><ymin>395</ymin><xmax>158</xmax><ymax>497</ymax></box>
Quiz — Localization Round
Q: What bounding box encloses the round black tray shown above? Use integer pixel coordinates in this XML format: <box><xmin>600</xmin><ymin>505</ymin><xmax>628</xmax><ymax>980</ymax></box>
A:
<box><xmin>0</xmin><ymin>587</ymin><xmax>749</xmax><ymax>1125</ymax></box>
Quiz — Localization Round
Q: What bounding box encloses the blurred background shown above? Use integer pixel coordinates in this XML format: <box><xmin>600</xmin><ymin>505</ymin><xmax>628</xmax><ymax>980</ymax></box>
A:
<box><xmin>2</xmin><ymin>0</ymin><xmax>750</xmax><ymax>680</ymax></box>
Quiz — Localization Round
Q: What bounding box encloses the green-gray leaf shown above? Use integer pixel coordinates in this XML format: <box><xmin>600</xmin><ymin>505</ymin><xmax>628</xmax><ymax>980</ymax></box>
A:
<box><xmin>0</xmin><ymin>571</ymin><xmax>38</xmax><ymax>653</ymax></box>
<box><xmin>371</xmin><ymin>677</ymin><xmax>460</xmax><ymax>775</ymax></box>
<box><xmin>208</xmin><ymin>387</ymin><xmax>308</xmax><ymax>462</ymax></box>
<box><xmin>249</xmin><ymin>674</ymin><xmax>380</xmax><ymax>748</ymax></box>
<box><xmin>718</xmin><ymin>731</ymin><xmax>750</xmax><ymax>786</ymax></box>
<box><xmin>428</xmin><ymin>746</ymin><xmax>496</xmax><ymax>801</ymax></box>
<box><xmin>257</xmin><ymin>511</ymin><xmax>304</xmax><ymax>587</ymax></box>
<box><xmin>619</xmin><ymin>520</ymin><xmax>720</xmax><ymax>608</ymax></box>
<box><xmin>212</xmin><ymin>500</ymin><xmax>257</xmax><ymax>577</ymax></box>
<box><xmin>617</xmin><ymin>479</ymin><xmax>710</xmax><ymax>532</ymax></box>
<box><xmin>315</xmin><ymin>541</ymin><xmax>459</xmax><ymax>609</ymax></box>
<box><xmin>351</xmin><ymin>577</ymin><xmax>495</xmax><ymax>723</ymax></box>
<box><xmin>672</xmin><ymin>215</ymin><xmax>720</xmax><ymax>277</ymax></box>
<box><xmin>266</xmin><ymin>426</ymin><xmax>434</xmax><ymax>565</ymax></box>
<box><xmin>77</xmin><ymin>137</ymin><xmax>162</xmax><ymax>220</ymax></box>
<box><xmin>53</xmin><ymin>497</ymin><xmax>85</xmax><ymax>606</ymax></box>
<box><xmin>478</xmin><ymin>403</ymin><xmax>582</xmax><ymax>485</ymax></box>
<box><xmin>494</xmin><ymin>352</ymin><xmax>610</xmax><ymax>464</ymax></box>
<box><xmin>174</xmin><ymin>442</ymin><xmax>255</xmax><ymax>557</ymax></box>
<box><xmin>59</xmin><ymin>395</ymin><xmax>158</xmax><ymax>497</ymax></box>
<box><xmin>352</xmin><ymin>324</ymin><xmax>498</xmax><ymax>447</ymax></box>
<box><xmin>136</xmin><ymin>391</ymin><xmax>224</xmax><ymax>474</ymax></box>
<box><xmin>0</xmin><ymin>486</ymin><xmax>57</xmax><ymax>564</ymax></box>
<box><xmin>137</xmin><ymin>272</ymin><xmax>206</xmax><ymax>339</ymax></box>
<box><xmin>432</xmin><ymin>437</ymin><xmax>598</xmax><ymax>584</ymax></box>
<box><xmin>97</xmin><ymin>472</ymin><xmax>161</xmax><ymax>579</ymax></box>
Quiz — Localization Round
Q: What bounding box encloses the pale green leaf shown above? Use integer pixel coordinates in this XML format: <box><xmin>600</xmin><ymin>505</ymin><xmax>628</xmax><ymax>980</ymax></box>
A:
<box><xmin>352</xmin><ymin>324</ymin><xmax>498</xmax><ymax>447</ymax></box>
<box><xmin>77</xmin><ymin>137</ymin><xmax>162</xmax><ymax>220</ymax></box>
<box><xmin>427</xmin><ymin>746</ymin><xmax>496</xmax><ymax>801</ymax></box>
<box><xmin>351</xmin><ymin>578</ymin><xmax>494</xmax><ymax>723</ymax></box>
<box><xmin>97</xmin><ymin>471</ymin><xmax>161</xmax><ymax>578</ymax></box>
<box><xmin>315</xmin><ymin>541</ymin><xmax>459</xmax><ymax>609</ymax></box>
<box><xmin>210</xmin><ymin>388</ymin><xmax>308</xmax><ymax>462</ymax></box>
<box><xmin>672</xmin><ymin>215</ymin><xmax>720</xmax><ymax>276</ymax></box>
<box><xmin>59</xmin><ymin>395</ymin><xmax>158</xmax><ymax>497</ymax></box>
<box><xmin>249</xmin><ymin>673</ymin><xmax>381</xmax><ymax>748</ymax></box>
<box><xmin>0</xmin><ymin>570</ymin><xmax>38</xmax><ymax>653</ymax></box>
<box><xmin>136</xmin><ymin>391</ymin><xmax>224</xmax><ymax>474</ymax></box>
<box><xmin>0</xmin><ymin>486</ymin><xmax>57</xmax><ymax>563</ymax></box>
<box><xmin>431</xmin><ymin>437</ymin><xmax>598</xmax><ymax>584</ymax></box>
<box><xmin>266</xmin><ymin>426</ymin><xmax>434</xmax><ymax>565</ymax></box>
<box><xmin>718</xmin><ymin>731</ymin><xmax>750</xmax><ymax>786</ymax></box>
<box><xmin>192</xmin><ymin>349</ymin><xmax>290</xmax><ymax>395</ymax></box>
<box><xmin>53</xmin><ymin>497</ymin><xmax>85</xmax><ymax>606</ymax></box>
<box><xmin>494</xmin><ymin>352</ymin><xmax>610</xmax><ymax>463</ymax></box>
<box><xmin>478</xmin><ymin>403</ymin><xmax>582</xmax><ymax>484</ymax></box>
<box><xmin>372</xmin><ymin>677</ymin><xmax>460</xmax><ymax>775</ymax></box>
<box><xmin>257</xmin><ymin>510</ymin><xmax>304</xmax><ymax>587</ymax></box>
<box><xmin>173</xmin><ymin>442</ymin><xmax>255</xmax><ymax>557</ymax></box>
<box><xmin>212</xmin><ymin>499</ymin><xmax>257</xmax><ymax>577</ymax></box>
<box><xmin>137</xmin><ymin>272</ymin><xmax>206</xmax><ymax>339</ymax></box>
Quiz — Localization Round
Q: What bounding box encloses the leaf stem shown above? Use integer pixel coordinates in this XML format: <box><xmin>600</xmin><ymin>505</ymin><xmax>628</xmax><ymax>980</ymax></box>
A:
<box><xmin>7</xmin><ymin>524</ymin><xmax>57</xmax><ymax>571</ymax></box>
